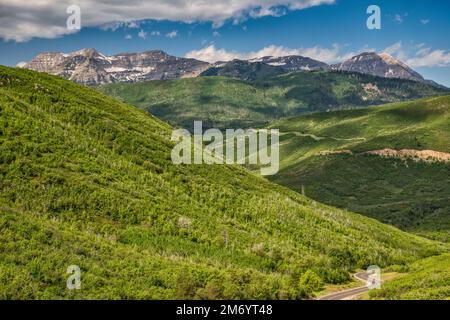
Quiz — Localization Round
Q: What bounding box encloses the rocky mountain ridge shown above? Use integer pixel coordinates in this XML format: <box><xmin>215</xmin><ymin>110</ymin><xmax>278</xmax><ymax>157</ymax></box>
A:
<box><xmin>22</xmin><ymin>48</ymin><xmax>210</xmax><ymax>85</ymax></box>
<box><xmin>21</xmin><ymin>49</ymin><xmax>442</xmax><ymax>86</ymax></box>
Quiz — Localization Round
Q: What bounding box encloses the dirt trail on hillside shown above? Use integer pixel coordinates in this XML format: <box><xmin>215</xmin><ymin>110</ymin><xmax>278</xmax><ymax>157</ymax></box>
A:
<box><xmin>317</xmin><ymin>148</ymin><xmax>450</xmax><ymax>163</ymax></box>
<box><xmin>319</xmin><ymin>150</ymin><xmax>353</xmax><ymax>156</ymax></box>
<box><xmin>365</xmin><ymin>149</ymin><xmax>450</xmax><ymax>163</ymax></box>
<box><xmin>283</xmin><ymin>131</ymin><xmax>366</xmax><ymax>142</ymax></box>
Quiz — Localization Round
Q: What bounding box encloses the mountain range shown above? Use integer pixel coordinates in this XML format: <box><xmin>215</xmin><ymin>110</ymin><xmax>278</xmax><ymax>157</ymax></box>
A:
<box><xmin>21</xmin><ymin>48</ymin><xmax>209</xmax><ymax>85</ymax></box>
<box><xmin>21</xmin><ymin>48</ymin><xmax>445</xmax><ymax>87</ymax></box>
<box><xmin>201</xmin><ymin>55</ymin><xmax>332</xmax><ymax>81</ymax></box>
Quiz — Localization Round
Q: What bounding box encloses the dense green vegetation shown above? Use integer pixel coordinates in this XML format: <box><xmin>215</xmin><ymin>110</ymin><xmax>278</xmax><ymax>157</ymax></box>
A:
<box><xmin>99</xmin><ymin>71</ymin><xmax>449</xmax><ymax>130</ymax></box>
<box><xmin>268</xmin><ymin>96</ymin><xmax>450</xmax><ymax>241</ymax></box>
<box><xmin>370</xmin><ymin>254</ymin><xmax>450</xmax><ymax>300</ymax></box>
<box><xmin>101</xmin><ymin>76</ymin><xmax>276</xmax><ymax>130</ymax></box>
<box><xmin>0</xmin><ymin>66</ymin><xmax>446</xmax><ymax>299</ymax></box>
<box><xmin>200</xmin><ymin>60</ymin><xmax>285</xmax><ymax>81</ymax></box>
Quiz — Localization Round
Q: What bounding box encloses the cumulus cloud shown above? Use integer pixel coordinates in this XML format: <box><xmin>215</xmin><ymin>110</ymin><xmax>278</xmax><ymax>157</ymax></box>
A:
<box><xmin>407</xmin><ymin>48</ymin><xmax>450</xmax><ymax>67</ymax></box>
<box><xmin>166</xmin><ymin>30</ymin><xmax>178</xmax><ymax>39</ymax></box>
<box><xmin>185</xmin><ymin>44</ymin><xmax>355</xmax><ymax>63</ymax></box>
<box><xmin>383</xmin><ymin>42</ymin><xmax>450</xmax><ymax>68</ymax></box>
<box><xmin>138</xmin><ymin>29</ymin><xmax>147</xmax><ymax>39</ymax></box>
<box><xmin>394</xmin><ymin>14</ymin><xmax>403</xmax><ymax>24</ymax></box>
<box><xmin>394</xmin><ymin>13</ymin><xmax>408</xmax><ymax>24</ymax></box>
<box><xmin>186</xmin><ymin>45</ymin><xmax>242</xmax><ymax>62</ymax></box>
<box><xmin>0</xmin><ymin>0</ymin><xmax>335</xmax><ymax>42</ymax></box>
<box><xmin>384</xmin><ymin>41</ymin><xmax>408</xmax><ymax>61</ymax></box>
<box><xmin>127</xmin><ymin>21</ymin><xmax>140</xmax><ymax>29</ymax></box>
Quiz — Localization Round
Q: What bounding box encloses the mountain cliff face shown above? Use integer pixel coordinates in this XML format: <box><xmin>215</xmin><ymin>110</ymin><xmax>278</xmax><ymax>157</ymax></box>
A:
<box><xmin>23</xmin><ymin>48</ymin><xmax>210</xmax><ymax>85</ymax></box>
<box><xmin>333</xmin><ymin>52</ymin><xmax>425</xmax><ymax>82</ymax></box>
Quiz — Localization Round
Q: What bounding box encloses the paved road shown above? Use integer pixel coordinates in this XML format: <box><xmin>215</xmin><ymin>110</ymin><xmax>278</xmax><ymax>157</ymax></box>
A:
<box><xmin>317</xmin><ymin>272</ymin><xmax>370</xmax><ymax>300</ymax></box>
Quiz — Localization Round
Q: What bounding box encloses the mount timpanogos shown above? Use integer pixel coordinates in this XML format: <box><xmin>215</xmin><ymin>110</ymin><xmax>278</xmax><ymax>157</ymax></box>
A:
<box><xmin>21</xmin><ymin>48</ymin><xmax>433</xmax><ymax>85</ymax></box>
<box><xmin>21</xmin><ymin>48</ymin><xmax>210</xmax><ymax>85</ymax></box>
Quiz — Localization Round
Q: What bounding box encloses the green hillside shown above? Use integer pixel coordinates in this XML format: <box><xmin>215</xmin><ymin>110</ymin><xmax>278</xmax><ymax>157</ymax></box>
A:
<box><xmin>99</xmin><ymin>71</ymin><xmax>449</xmax><ymax>130</ymax></box>
<box><xmin>370</xmin><ymin>254</ymin><xmax>450</xmax><ymax>300</ymax></box>
<box><xmin>200</xmin><ymin>60</ymin><xmax>285</xmax><ymax>81</ymax></box>
<box><xmin>269</xmin><ymin>96</ymin><xmax>450</xmax><ymax>241</ymax></box>
<box><xmin>0</xmin><ymin>66</ymin><xmax>445</xmax><ymax>299</ymax></box>
<box><xmin>100</xmin><ymin>76</ymin><xmax>276</xmax><ymax>130</ymax></box>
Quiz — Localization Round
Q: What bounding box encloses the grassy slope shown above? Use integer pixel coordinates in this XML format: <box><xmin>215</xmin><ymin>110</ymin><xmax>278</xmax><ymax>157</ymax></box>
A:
<box><xmin>370</xmin><ymin>254</ymin><xmax>450</xmax><ymax>300</ymax></box>
<box><xmin>99</xmin><ymin>76</ymin><xmax>278</xmax><ymax>130</ymax></box>
<box><xmin>98</xmin><ymin>71</ymin><xmax>449</xmax><ymax>130</ymax></box>
<box><xmin>269</xmin><ymin>96</ymin><xmax>450</xmax><ymax>241</ymax></box>
<box><xmin>0</xmin><ymin>66</ymin><xmax>445</xmax><ymax>299</ymax></box>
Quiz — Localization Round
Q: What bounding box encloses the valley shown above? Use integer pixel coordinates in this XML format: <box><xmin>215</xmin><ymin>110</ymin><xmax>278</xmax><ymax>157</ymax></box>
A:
<box><xmin>1</xmin><ymin>66</ymin><xmax>448</xmax><ymax>299</ymax></box>
<box><xmin>269</xmin><ymin>96</ymin><xmax>450</xmax><ymax>241</ymax></box>
<box><xmin>99</xmin><ymin>70</ymin><xmax>449</xmax><ymax>130</ymax></box>
<box><xmin>2</xmin><ymin>0</ymin><xmax>450</xmax><ymax>303</ymax></box>
<box><xmin>98</xmin><ymin>64</ymin><xmax>450</xmax><ymax>242</ymax></box>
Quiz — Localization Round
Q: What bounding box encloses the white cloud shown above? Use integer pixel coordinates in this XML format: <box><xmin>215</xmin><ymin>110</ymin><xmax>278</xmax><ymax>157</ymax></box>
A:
<box><xmin>127</xmin><ymin>21</ymin><xmax>140</xmax><ymax>29</ymax></box>
<box><xmin>394</xmin><ymin>13</ymin><xmax>408</xmax><ymax>24</ymax></box>
<box><xmin>0</xmin><ymin>0</ymin><xmax>335</xmax><ymax>42</ymax></box>
<box><xmin>384</xmin><ymin>41</ymin><xmax>408</xmax><ymax>61</ymax></box>
<box><xmin>185</xmin><ymin>44</ymin><xmax>356</xmax><ymax>63</ymax></box>
<box><xmin>138</xmin><ymin>29</ymin><xmax>147</xmax><ymax>39</ymax></box>
<box><xmin>212</xmin><ymin>31</ymin><xmax>221</xmax><ymax>37</ymax></box>
<box><xmin>407</xmin><ymin>48</ymin><xmax>450</xmax><ymax>68</ymax></box>
<box><xmin>420</xmin><ymin>19</ymin><xmax>430</xmax><ymax>25</ymax></box>
<box><xmin>125</xmin><ymin>34</ymin><xmax>132</xmax><ymax>40</ymax></box>
<box><xmin>166</xmin><ymin>30</ymin><xmax>178</xmax><ymax>38</ymax></box>
<box><xmin>186</xmin><ymin>45</ymin><xmax>241</xmax><ymax>62</ymax></box>
<box><xmin>94</xmin><ymin>20</ymin><xmax>141</xmax><ymax>32</ymax></box>
<box><xmin>151</xmin><ymin>31</ymin><xmax>161</xmax><ymax>36</ymax></box>
<box><xmin>383</xmin><ymin>42</ymin><xmax>450</xmax><ymax>68</ymax></box>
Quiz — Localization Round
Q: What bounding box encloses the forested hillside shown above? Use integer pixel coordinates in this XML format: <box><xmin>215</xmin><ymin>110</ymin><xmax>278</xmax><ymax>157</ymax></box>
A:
<box><xmin>269</xmin><ymin>96</ymin><xmax>450</xmax><ymax>241</ymax></box>
<box><xmin>99</xmin><ymin>71</ymin><xmax>449</xmax><ymax>130</ymax></box>
<box><xmin>0</xmin><ymin>66</ymin><xmax>444</xmax><ymax>299</ymax></box>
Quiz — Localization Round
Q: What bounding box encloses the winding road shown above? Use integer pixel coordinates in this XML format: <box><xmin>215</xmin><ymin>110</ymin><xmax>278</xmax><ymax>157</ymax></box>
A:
<box><xmin>317</xmin><ymin>272</ymin><xmax>371</xmax><ymax>300</ymax></box>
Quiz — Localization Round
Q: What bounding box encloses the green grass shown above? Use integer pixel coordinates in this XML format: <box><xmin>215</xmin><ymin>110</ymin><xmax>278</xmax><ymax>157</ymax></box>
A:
<box><xmin>0</xmin><ymin>66</ymin><xmax>446</xmax><ymax>299</ymax></box>
<box><xmin>98</xmin><ymin>71</ymin><xmax>449</xmax><ymax>130</ymax></box>
<box><xmin>370</xmin><ymin>254</ymin><xmax>450</xmax><ymax>300</ymax></box>
<box><xmin>268</xmin><ymin>96</ymin><xmax>450</xmax><ymax>241</ymax></box>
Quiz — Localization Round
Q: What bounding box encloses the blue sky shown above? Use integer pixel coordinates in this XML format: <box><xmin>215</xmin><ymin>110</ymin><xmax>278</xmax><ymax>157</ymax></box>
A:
<box><xmin>1</xmin><ymin>0</ymin><xmax>450</xmax><ymax>85</ymax></box>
